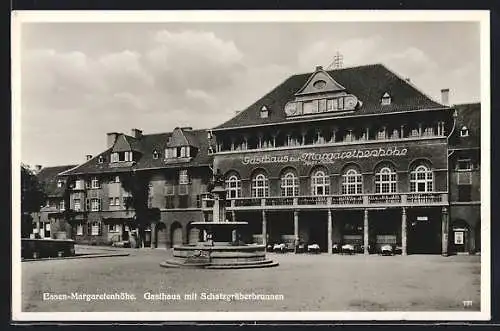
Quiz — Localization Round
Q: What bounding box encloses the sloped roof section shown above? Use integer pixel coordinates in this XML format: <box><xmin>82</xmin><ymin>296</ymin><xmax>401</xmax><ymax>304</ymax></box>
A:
<box><xmin>449</xmin><ymin>103</ymin><xmax>480</xmax><ymax>149</ymax></box>
<box><xmin>214</xmin><ymin>64</ymin><xmax>445</xmax><ymax>130</ymax></box>
<box><xmin>295</xmin><ymin>68</ymin><xmax>345</xmax><ymax>95</ymax></box>
<box><xmin>167</xmin><ymin>127</ymin><xmax>190</xmax><ymax>148</ymax></box>
<box><xmin>36</xmin><ymin>165</ymin><xmax>76</xmax><ymax>197</ymax></box>
<box><xmin>60</xmin><ymin>129</ymin><xmax>213</xmax><ymax>176</ymax></box>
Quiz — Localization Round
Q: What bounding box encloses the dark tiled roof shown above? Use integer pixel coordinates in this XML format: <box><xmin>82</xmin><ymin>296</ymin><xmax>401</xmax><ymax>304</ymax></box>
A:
<box><xmin>36</xmin><ymin>165</ymin><xmax>77</xmax><ymax>197</ymax></box>
<box><xmin>449</xmin><ymin>103</ymin><xmax>480</xmax><ymax>149</ymax></box>
<box><xmin>214</xmin><ymin>64</ymin><xmax>445</xmax><ymax>130</ymax></box>
<box><xmin>60</xmin><ymin>129</ymin><xmax>213</xmax><ymax>176</ymax></box>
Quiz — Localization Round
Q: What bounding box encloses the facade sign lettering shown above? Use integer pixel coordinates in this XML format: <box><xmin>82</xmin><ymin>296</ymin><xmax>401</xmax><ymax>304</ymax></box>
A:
<box><xmin>241</xmin><ymin>146</ymin><xmax>408</xmax><ymax>166</ymax></box>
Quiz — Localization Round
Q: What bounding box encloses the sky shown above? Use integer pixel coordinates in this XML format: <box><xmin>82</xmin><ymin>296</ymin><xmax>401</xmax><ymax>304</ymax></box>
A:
<box><xmin>19</xmin><ymin>20</ymin><xmax>481</xmax><ymax>167</ymax></box>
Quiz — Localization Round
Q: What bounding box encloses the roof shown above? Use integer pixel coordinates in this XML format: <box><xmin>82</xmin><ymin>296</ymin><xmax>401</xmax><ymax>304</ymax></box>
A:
<box><xmin>36</xmin><ymin>165</ymin><xmax>77</xmax><ymax>197</ymax></box>
<box><xmin>60</xmin><ymin>128</ymin><xmax>213</xmax><ymax>176</ymax></box>
<box><xmin>214</xmin><ymin>64</ymin><xmax>446</xmax><ymax>130</ymax></box>
<box><xmin>449</xmin><ymin>102</ymin><xmax>480</xmax><ymax>149</ymax></box>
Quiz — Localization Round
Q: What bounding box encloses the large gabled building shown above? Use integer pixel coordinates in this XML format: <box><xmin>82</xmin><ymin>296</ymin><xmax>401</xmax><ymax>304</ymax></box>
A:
<box><xmin>34</xmin><ymin>63</ymin><xmax>482</xmax><ymax>255</ymax></box>
<box><xmin>59</xmin><ymin>127</ymin><xmax>213</xmax><ymax>248</ymax></box>
<box><xmin>31</xmin><ymin>165</ymin><xmax>76</xmax><ymax>239</ymax></box>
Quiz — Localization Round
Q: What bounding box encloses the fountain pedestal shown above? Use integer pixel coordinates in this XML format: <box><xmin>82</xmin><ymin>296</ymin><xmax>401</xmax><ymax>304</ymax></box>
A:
<box><xmin>160</xmin><ymin>180</ymin><xmax>278</xmax><ymax>269</ymax></box>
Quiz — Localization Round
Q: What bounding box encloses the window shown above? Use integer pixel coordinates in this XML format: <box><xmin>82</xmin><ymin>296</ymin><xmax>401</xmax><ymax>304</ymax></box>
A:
<box><xmin>457</xmin><ymin>159</ymin><xmax>472</xmax><ymax>185</ymax></box>
<box><xmin>109</xmin><ymin>197</ymin><xmax>115</xmax><ymax>206</ymax></box>
<box><xmin>74</xmin><ymin>180</ymin><xmax>83</xmax><ymax>190</ymax></box>
<box><xmin>252</xmin><ymin>173</ymin><xmax>269</xmax><ymax>198</ymax></box>
<box><xmin>153</xmin><ymin>150</ymin><xmax>159</xmax><ymax>159</ymax></box>
<box><xmin>108</xmin><ymin>224</ymin><xmax>119</xmax><ymax>232</ymax></box>
<box><xmin>73</xmin><ymin>199</ymin><xmax>81</xmax><ymax>211</ymax></box>
<box><xmin>165</xmin><ymin>182</ymin><xmax>175</xmax><ymax>195</ymax></box>
<box><xmin>460</xmin><ymin>126</ymin><xmax>469</xmax><ymax>137</ymax></box>
<box><xmin>458</xmin><ymin>185</ymin><xmax>472</xmax><ymax>201</ymax></box>
<box><xmin>225</xmin><ymin>175</ymin><xmax>241</xmax><ymax>199</ymax></box>
<box><xmin>91</xmin><ymin>222</ymin><xmax>101</xmax><ymax>236</ymax></box>
<box><xmin>381</xmin><ymin>92</ymin><xmax>391</xmax><ymax>105</ymax></box>
<box><xmin>391</xmin><ymin>129</ymin><xmax>399</xmax><ymax>139</ymax></box>
<box><xmin>165</xmin><ymin>148</ymin><xmax>177</xmax><ymax>159</ymax></box>
<box><xmin>115</xmin><ymin>197</ymin><xmax>120</xmax><ymax>206</ymax></box>
<box><xmin>458</xmin><ymin>159</ymin><xmax>472</xmax><ymax>170</ymax></box>
<box><xmin>90</xmin><ymin>198</ymin><xmax>101</xmax><ymax>211</ymax></box>
<box><xmin>303</xmin><ymin>100</ymin><xmax>318</xmax><ymax>114</ymax></box>
<box><xmin>91</xmin><ymin>177</ymin><xmax>100</xmax><ymax>189</ymax></box>
<box><xmin>76</xmin><ymin>224</ymin><xmax>83</xmax><ymax>236</ymax></box>
<box><xmin>411</xmin><ymin>128</ymin><xmax>419</xmax><ymax>137</ymax></box>
<box><xmin>179</xmin><ymin>170</ymin><xmax>189</xmax><ymax>184</ymax></box>
<box><xmin>165</xmin><ymin>196</ymin><xmax>175</xmax><ymax>209</ymax></box>
<box><xmin>115</xmin><ymin>175</ymin><xmax>120</xmax><ymax>183</ymax></box>
<box><xmin>342</xmin><ymin>168</ymin><xmax>363</xmax><ymax>195</ymax></box>
<box><xmin>111</xmin><ymin>153</ymin><xmax>119</xmax><ymax>163</ymax></box>
<box><xmin>375</xmin><ymin>167</ymin><xmax>397</xmax><ymax>193</ymax></box>
<box><xmin>260</xmin><ymin>106</ymin><xmax>268</xmax><ymax>118</ymax></box>
<box><xmin>326</xmin><ymin>98</ymin><xmax>338</xmax><ymax>111</ymax></box>
<box><xmin>57</xmin><ymin>180</ymin><xmax>63</xmax><ymax>188</ymax></box>
<box><xmin>179</xmin><ymin>170</ymin><xmax>189</xmax><ymax>195</ymax></box>
<box><xmin>98</xmin><ymin>155</ymin><xmax>104</xmax><ymax>163</ymax></box>
<box><xmin>59</xmin><ymin>200</ymin><xmax>65</xmax><ymax>211</ymax></box>
<box><xmin>280</xmin><ymin>171</ymin><xmax>299</xmax><ymax>197</ymax></box>
<box><xmin>423</xmin><ymin>127</ymin><xmax>434</xmax><ymax>137</ymax></box>
<box><xmin>312</xmin><ymin>170</ymin><xmax>330</xmax><ymax>196</ymax></box>
<box><xmin>377</xmin><ymin>128</ymin><xmax>387</xmax><ymax>140</ymax></box>
<box><xmin>410</xmin><ymin>165</ymin><xmax>433</xmax><ymax>192</ymax></box>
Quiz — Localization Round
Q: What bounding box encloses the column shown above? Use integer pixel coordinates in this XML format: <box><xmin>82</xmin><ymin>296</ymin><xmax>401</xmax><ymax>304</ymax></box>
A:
<box><xmin>262</xmin><ymin>210</ymin><xmax>267</xmax><ymax>247</ymax></box>
<box><xmin>418</xmin><ymin>123</ymin><xmax>422</xmax><ymax>136</ymax></box>
<box><xmin>469</xmin><ymin>225</ymin><xmax>476</xmax><ymax>254</ymax></box>
<box><xmin>400</xmin><ymin>125</ymin><xmax>404</xmax><ymax>138</ymax></box>
<box><xmin>231</xmin><ymin>210</ymin><xmax>236</xmax><ymax>222</ymax></box>
<box><xmin>213</xmin><ymin>197</ymin><xmax>220</xmax><ymax>222</ymax></box>
<box><xmin>401</xmin><ymin>207</ymin><xmax>407</xmax><ymax>255</ymax></box>
<box><xmin>151</xmin><ymin>222</ymin><xmax>157</xmax><ymax>249</ymax></box>
<box><xmin>272</xmin><ymin>135</ymin><xmax>276</xmax><ymax>148</ymax></box>
<box><xmin>294</xmin><ymin>210</ymin><xmax>299</xmax><ymax>240</ymax></box>
<box><xmin>327</xmin><ymin>209</ymin><xmax>333</xmax><ymax>254</ymax></box>
<box><xmin>441</xmin><ymin>207</ymin><xmax>449</xmax><ymax>256</ymax></box>
<box><xmin>363</xmin><ymin>209</ymin><xmax>369</xmax><ymax>255</ymax></box>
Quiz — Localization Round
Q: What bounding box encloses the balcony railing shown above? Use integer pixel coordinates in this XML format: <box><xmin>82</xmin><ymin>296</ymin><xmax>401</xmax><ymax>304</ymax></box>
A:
<box><xmin>201</xmin><ymin>192</ymin><xmax>447</xmax><ymax>210</ymax></box>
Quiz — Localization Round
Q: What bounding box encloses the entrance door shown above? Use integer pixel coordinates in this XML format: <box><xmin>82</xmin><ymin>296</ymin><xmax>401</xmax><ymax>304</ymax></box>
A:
<box><xmin>408</xmin><ymin>215</ymin><xmax>440</xmax><ymax>254</ymax></box>
<box><xmin>188</xmin><ymin>227</ymin><xmax>200</xmax><ymax>245</ymax></box>
<box><xmin>171</xmin><ymin>223</ymin><xmax>183</xmax><ymax>247</ymax></box>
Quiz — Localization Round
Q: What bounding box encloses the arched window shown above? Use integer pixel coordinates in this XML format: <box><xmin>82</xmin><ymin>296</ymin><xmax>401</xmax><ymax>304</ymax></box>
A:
<box><xmin>252</xmin><ymin>172</ymin><xmax>269</xmax><ymax>198</ymax></box>
<box><xmin>342</xmin><ymin>168</ymin><xmax>363</xmax><ymax>195</ymax></box>
<box><xmin>410</xmin><ymin>164</ymin><xmax>433</xmax><ymax>192</ymax></box>
<box><xmin>311</xmin><ymin>170</ymin><xmax>330</xmax><ymax>196</ymax></box>
<box><xmin>280</xmin><ymin>171</ymin><xmax>299</xmax><ymax>196</ymax></box>
<box><xmin>225</xmin><ymin>174</ymin><xmax>241</xmax><ymax>199</ymax></box>
<box><xmin>375</xmin><ymin>167</ymin><xmax>397</xmax><ymax>193</ymax></box>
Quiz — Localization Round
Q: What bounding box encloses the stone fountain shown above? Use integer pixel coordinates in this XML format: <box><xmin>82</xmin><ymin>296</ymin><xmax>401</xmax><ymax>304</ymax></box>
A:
<box><xmin>160</xmin><ymin>172</ymin><xmax>278</xmax><ymax>269</ymax></box>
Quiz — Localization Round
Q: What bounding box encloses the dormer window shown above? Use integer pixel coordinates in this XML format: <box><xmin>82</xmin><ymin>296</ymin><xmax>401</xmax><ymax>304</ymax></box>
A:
<box><xmin>460</xmin><ymin>126</ymin><xmax>469</xmax><ymax>137</ymax></box>
<box><xmin>98</xmin><ymin>155</ymin><xmax>104</xmax><ymax>164</ymax></box>
<box><xmin>153</xmin><ymin>150</ymin><xmax>159</xmax><ymax>159</ymax></box>
<box><xmin>57</xmin><ymin>180</ymin><xmax>63</xmax><ymax>188</ymax></box>
<box><xmin>260</xmin><ymin>106</ymin><xmax>269</xmax><ymax>118</ymax></box>
<box><xmin>381</xmin><ymin>92</ymin><xmax>391</xmax><ymax>106</ymax></box>
<box><xmin>110</xmin><ymin>151</ymin><xmax>133</xmax><ymax>163</ymax></box>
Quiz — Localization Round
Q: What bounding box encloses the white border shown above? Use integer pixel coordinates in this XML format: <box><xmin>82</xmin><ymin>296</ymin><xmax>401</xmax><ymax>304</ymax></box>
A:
<box><xmin>11</xmin><ymin>10</ymin><xmax>491</xmax><ymax>322</ymax></box>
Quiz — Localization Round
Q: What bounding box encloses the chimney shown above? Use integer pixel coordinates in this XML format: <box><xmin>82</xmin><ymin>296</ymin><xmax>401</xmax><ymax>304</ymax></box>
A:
<box><xmin>131</xmin><ymin>128</ymin><xmax>143</xmax><ymax>138</ymax></box>
<box><xmin>106</xmin><ymin>132</ymin><xmax>119</xmax><ymax>148</ymax></box>
<box><xmin>315</xmin><ymin>65</ymin><xmax>323</xmax><ymax>71</ymax></box>
<box><xmin>86</xmin><ymin>155</ymin><xmax>93</xmax><ymax>161</ymax></box>
<box><xmin>440</xmin><ymin>88</ymin><xmax>450</xmax><ymax>106</ymax></box>
<box><xmin>34</xmin><ymin>165</ymin><xmax>42</xmax><ymax>173</ymax></box>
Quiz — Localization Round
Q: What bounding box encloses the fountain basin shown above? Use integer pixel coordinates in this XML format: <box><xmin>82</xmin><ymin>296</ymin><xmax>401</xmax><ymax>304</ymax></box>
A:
<box><xmin>160</xmin><ymin>244</ymin><xmax>278</xmax><ymax>269</ymax></box>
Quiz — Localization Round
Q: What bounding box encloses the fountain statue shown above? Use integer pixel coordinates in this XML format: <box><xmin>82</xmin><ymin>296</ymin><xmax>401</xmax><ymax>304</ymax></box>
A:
<box><xmin>160</xmin><ymin>169</ymin><xmax>278</xmax><ymax>269</ymax></box>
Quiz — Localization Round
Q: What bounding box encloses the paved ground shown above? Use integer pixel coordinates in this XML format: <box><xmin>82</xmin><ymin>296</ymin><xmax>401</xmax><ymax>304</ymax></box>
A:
<box><xmin>21</xmin><ymin>246</ymin><xmax>481</xmax><ymax>312</ymax></box>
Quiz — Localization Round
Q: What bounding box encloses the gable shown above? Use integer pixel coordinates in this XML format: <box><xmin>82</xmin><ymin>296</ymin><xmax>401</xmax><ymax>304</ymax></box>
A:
<box><xmin>296</xmin><ymin>68</ymin><xmax>346</xmax><ymax>96</ymax></box>
<box><xmin>167</xmin><ymin>128</ymin><xmax>190</xmax><ymax>147</ymax></box>
<box><xmin>112</xmin><ymin>135</ymin><xmax>132</xmax><ymax>152</ymax></box>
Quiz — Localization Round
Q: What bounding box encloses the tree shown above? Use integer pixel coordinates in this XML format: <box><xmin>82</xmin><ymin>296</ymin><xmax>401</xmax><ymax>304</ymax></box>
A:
<box><xmin>120</xmin><ymin>170</ymin><xmax>160</xmax><ymax>247</ymax></box>
<box><xmin>21</xmin><ymin>164</ymin><xmax>46</xmax><ymax>238</ymax></box>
